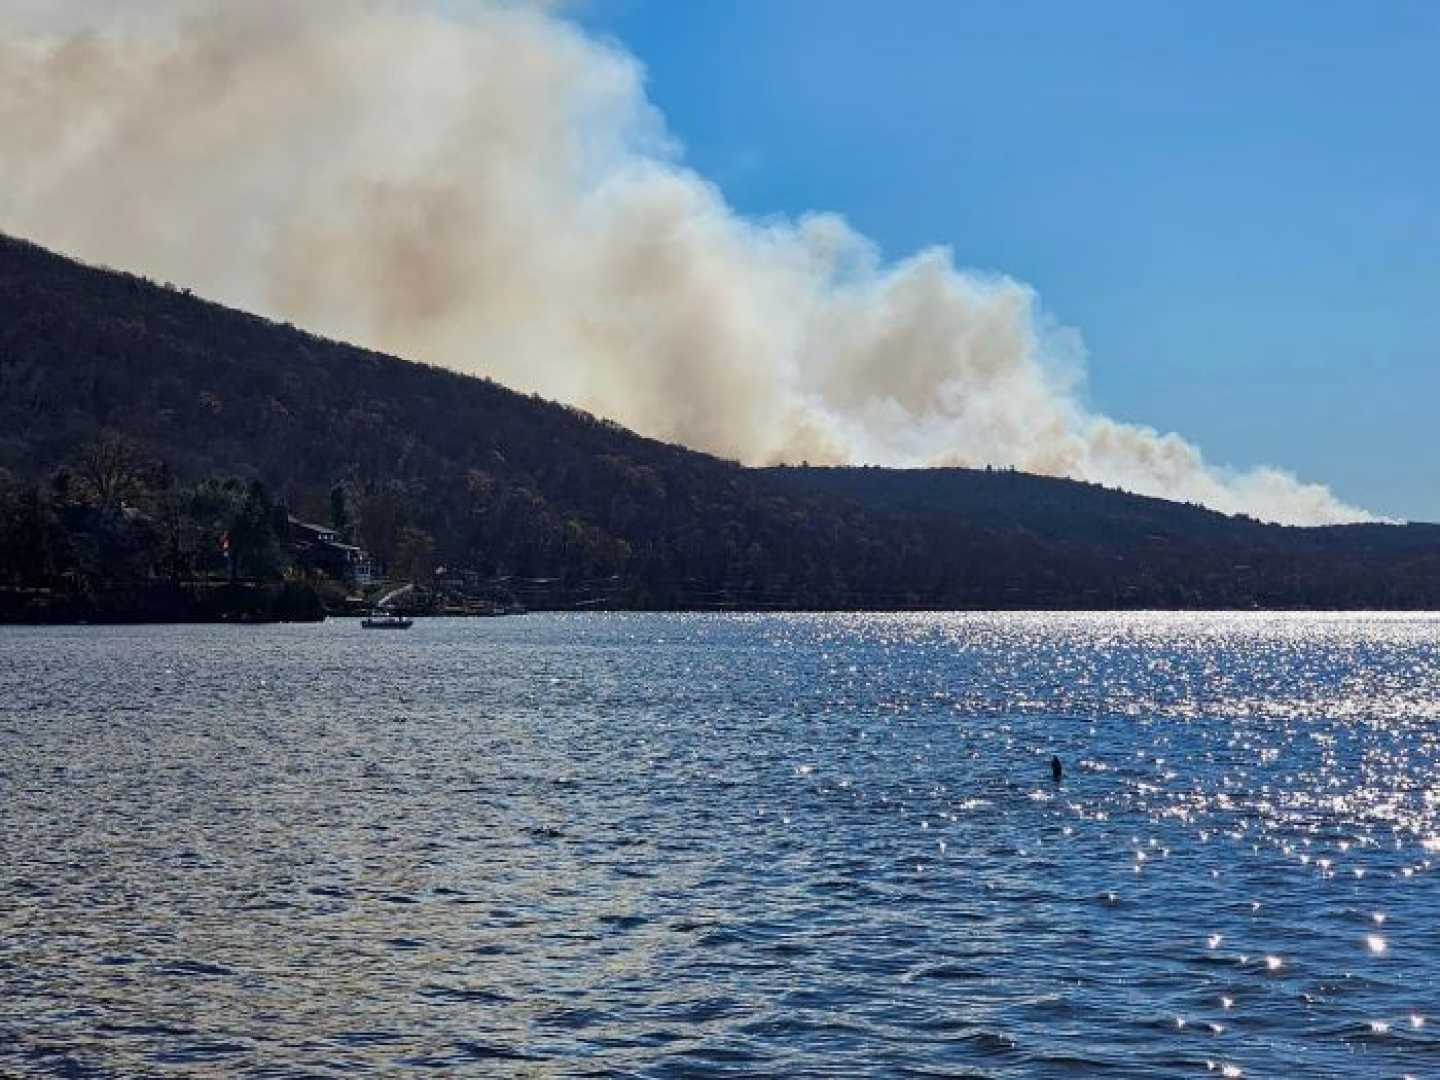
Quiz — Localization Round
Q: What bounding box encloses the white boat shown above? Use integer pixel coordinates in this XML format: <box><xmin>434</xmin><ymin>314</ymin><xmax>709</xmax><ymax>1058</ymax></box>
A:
<box><xmin>362</xmin><ymin>612</ymin><xmax>413</xmax><ymax>629</ymax></box>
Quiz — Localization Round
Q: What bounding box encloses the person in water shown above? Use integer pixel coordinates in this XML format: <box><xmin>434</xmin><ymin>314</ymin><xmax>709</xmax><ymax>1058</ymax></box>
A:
<box><xmin>1051</xmin><ymin>755</ymin><xmax>1063</xmax><ymax>783</ymax></box>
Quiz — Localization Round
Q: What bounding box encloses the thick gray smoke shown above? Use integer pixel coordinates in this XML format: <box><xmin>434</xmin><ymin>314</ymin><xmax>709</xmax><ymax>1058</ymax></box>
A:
<box><xmin>0</xmin><ymin>0</ymin><xmax>1373</xmax><ymax>524</ymax></box>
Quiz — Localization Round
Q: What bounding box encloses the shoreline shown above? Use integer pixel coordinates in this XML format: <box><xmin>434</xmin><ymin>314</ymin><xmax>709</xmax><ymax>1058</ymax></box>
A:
<box><xmin>6</xmin><ymin>604</ymin><xmax>1440</xmax><ymax>627</ymax></box>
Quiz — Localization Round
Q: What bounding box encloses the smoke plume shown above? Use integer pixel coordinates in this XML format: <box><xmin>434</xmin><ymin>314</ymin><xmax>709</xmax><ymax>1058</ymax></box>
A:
<box><xmin>0</xmin><ymin>0</ymin><xmax>1373</xmax><ymax>524</ymax></box>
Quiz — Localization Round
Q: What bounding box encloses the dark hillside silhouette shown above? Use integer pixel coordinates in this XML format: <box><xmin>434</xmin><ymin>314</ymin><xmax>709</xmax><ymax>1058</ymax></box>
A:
<box><xmin>2</xmin><ymin>231</ymin><xmax>1439</xmax><ymax>615</ymax></box>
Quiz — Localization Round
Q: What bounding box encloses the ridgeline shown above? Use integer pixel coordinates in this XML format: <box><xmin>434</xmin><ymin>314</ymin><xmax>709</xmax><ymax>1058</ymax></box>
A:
<box><xmin>2</xmin><ymin>231</ymin><xmax>1438</xmax><ymax>619</ymax></box>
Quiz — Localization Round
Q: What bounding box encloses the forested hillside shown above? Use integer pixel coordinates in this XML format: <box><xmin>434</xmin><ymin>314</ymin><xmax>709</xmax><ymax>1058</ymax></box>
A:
<box><xmin>3</xmin><ymin>231</ymin><xmax>1439</xmax><ymax>615</ymax></box>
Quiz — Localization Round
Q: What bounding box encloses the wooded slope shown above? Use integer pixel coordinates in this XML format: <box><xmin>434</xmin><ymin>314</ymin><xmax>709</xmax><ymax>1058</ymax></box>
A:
<box><xmin>3</xmin><ymin>232</ymin><xmax>1437</xmax><ymax>609</ymax></box>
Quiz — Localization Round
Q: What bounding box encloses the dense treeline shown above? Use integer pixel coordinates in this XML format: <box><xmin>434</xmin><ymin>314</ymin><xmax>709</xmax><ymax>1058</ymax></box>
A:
<box><xmin>3</xmin><ymin>231</ymin><xmax>1440</xmax><ymax>615</ymax></box>
<box><xmin>0</xmin><ymin>442</ymin><xmax>326</xmax><ymax>621</ymax></box>
<box><xmin>765</xmin><ymin>467</ymin><xmax>1440</xmax><ymax>608</ymax></box>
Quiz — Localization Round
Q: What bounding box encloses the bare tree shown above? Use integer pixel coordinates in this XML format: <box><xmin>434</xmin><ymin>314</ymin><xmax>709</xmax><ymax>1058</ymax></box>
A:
<box><xmin>76</xmin><ymin>431</ymin><xmax>143</xmax><ymax>511</ymax></box>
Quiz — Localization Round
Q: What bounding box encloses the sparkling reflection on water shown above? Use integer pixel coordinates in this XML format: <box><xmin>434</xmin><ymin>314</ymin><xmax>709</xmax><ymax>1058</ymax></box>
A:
<box><xmin>2</xmin><ymin>612</ymin><xmax>1439</xmax><ymax>1077</ymax></box>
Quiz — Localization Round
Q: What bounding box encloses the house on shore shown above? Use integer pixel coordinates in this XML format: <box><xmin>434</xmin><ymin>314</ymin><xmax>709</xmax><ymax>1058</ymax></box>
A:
<box><xmin>288</xmin><ymin>516</ymin><xmax>374</xmax><ymax>585</ymax></box>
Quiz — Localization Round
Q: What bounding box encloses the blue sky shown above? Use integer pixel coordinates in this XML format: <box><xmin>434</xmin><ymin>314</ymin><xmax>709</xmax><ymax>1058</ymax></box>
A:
<box><xmin>575</xmin><ymin>1</ymin><xmax>1439</xmax><ymax>520</ymax></box>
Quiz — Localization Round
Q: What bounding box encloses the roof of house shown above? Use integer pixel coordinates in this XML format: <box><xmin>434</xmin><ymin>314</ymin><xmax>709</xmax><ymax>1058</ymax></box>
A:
<box><xmin>289</xmin><ymin>516</ymin><xmax>336</xmax><ymax>534</ymax></box>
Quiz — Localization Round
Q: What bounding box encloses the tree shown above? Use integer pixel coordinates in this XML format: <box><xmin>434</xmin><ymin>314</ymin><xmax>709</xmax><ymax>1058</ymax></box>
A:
<box><xmin>0</xmin><ymin>481</ymin><xmax>53</xmax><ymax>585</ymax></box>
<box><xmin>227</xmin><ymin>480</ymin><xmax>284</xmax><ymax>580</ymax></box>
<box><xmin>75</xmin><ymin>432</ymin><xmax>144</xmax><ymax>512</ymax></box>
<box><xmin>330</xmin><ymin>482</ymin><xmax>356</xmax><ymax>543</ymax></box>
<box><xmin>153</xmin><ymin>485</ymin><xmax>194</xmax><ymax>584</ymax></box>
<box><xmin>393</xmin><ymin>525</ymin><xmax>435</xmax><ymax>583</ymax></box>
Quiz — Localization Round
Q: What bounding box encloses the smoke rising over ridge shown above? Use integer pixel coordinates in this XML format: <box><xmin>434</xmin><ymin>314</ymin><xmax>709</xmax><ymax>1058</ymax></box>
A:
<box><xmin>0</xmin><ymin>1</ymin><xmax>1372</xmax><ymax>525</ymax></box>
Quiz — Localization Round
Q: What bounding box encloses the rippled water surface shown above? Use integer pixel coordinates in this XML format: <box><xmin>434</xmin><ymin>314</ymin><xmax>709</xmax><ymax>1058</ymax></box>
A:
<box><xmin>3</xmin><ymin>613</ymin><xmax>1440</xmax><ymax>1077</ymax></box>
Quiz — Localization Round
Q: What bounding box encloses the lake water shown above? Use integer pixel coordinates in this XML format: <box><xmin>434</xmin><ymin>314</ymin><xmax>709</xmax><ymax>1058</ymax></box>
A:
<box><xmin>2</xmin><ymin>612</ymin><xmax>1438</xmax><ymax>1078</ymax></box>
